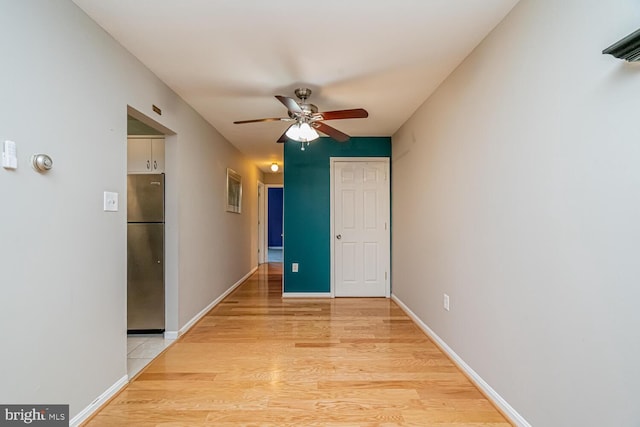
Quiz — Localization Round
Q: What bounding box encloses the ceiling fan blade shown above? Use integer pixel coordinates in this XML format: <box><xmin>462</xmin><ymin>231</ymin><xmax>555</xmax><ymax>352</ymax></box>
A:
<box><xmin>317</xmin><ymin>108</ymin><xmax>369</xmax><ymax>121</ymax></box>
<box><xmin>234</xmin><ymin>117</ymin><xmax>290</xmax><ymax>124</ymax></box>
<box><xmin>314</xmin><ymin>122</ymin><xmax>350</xmax><ymax>142</ymax></box>
<box><xmin>275</xmin><ymin>95</ymin><xmax>303</xmax><ymax>115</ymax></box>
<box><xmin>276</xmin><ymin>128</ymin><xmax>289</xmax><ymax>143</ymax></box>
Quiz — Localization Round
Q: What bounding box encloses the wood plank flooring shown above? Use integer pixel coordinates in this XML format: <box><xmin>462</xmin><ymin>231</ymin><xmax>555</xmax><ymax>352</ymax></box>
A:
<box><xmin>84</xmin><ymin>263</ymin><xmax>510</xmax><ymax>426</ymax></box>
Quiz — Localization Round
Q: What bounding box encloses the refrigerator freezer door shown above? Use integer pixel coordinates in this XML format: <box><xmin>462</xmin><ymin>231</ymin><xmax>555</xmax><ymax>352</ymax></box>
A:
<box><xmin>127</xmin><ymin>174</ymin><xmax>165</xmax><ymax>223</ymax></box>
<box><xmin>128</xmin><ymin>223</ymin><xmax>165</xmax><ymax>331</ymax></box>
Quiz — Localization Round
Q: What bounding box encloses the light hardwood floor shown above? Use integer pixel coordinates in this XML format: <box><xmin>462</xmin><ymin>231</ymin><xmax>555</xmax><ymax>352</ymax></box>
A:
<box><xmin>84</xmin><ymin>263</ymin><xmax>511</xmax><ymax>426</ymax></box>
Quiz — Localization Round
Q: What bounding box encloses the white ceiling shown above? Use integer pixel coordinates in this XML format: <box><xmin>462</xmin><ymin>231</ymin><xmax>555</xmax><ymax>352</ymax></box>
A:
<box><xmin>72</xmin><ymin>0</ymin><xmax>519</xmax><ymax>172</ymax></box>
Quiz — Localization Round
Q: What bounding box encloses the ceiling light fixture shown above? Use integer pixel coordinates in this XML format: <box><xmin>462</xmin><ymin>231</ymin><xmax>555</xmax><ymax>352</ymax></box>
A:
<box><xmin>270</xmin><ymin>162</ymin><xmax>279</xmax><ymax>172</ymax></box>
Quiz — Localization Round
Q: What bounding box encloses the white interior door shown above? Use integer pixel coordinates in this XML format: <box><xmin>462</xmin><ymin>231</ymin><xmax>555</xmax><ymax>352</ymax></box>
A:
<box><xmin>333</xmin><ymin>160</ymin><xmax>390</xmax><ymax>297</ymax></box>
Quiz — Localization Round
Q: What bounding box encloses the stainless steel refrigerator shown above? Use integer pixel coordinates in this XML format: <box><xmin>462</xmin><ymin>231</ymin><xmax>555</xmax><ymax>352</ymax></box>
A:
<box><xmin>127</xmin><ymin>174</ymin><xmax>164</xmax><ymax>333</ymax></box>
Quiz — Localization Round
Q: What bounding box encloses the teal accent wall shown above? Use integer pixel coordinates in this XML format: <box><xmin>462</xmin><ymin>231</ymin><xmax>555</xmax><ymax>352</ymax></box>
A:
<box><xmin>283</xmin><ymin>137</ymin><xmax>391</xmax><ymax>293</ymax></box>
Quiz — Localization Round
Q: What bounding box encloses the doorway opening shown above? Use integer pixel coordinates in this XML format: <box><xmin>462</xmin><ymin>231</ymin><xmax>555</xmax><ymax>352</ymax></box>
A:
<box><xmin>126</xmin><ymin>107</ymin><xmax>177</xmax><ymax>378</ymax></box>
<box><xmin>267</xmin><ymin>186</ymin><xmax>284</xmax><ymax>262</ymax></box>
<box><xmin>260</xmin><ymin>184</ymin><xmax>284</xmax><ymax>263</ymax></box>
<box><xmin>257</xmin><ymin>182</ymin><xmax>265</xmax><ymax>264</ymax></box>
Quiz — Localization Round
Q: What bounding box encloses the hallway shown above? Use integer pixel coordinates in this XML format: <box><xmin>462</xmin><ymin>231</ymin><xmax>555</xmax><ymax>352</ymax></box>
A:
<box><xmin>85</xmin><ymin>263</ymin><xmax>509</xmax><ymax>426</ymax></box>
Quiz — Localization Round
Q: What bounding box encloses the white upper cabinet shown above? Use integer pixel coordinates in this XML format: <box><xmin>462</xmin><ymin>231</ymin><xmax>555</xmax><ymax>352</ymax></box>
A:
<box><xmin>127</xmin><ymin>137</ymin><xmax>164</xmax><ymax>173</ymax></box>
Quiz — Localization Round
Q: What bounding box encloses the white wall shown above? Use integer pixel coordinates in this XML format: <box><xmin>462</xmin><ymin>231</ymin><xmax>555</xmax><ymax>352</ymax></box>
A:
<box><xmin>168</xmin><ymin>107</ymin><xmax>261</xmax><ymax>329</ymax></box>
<box><xmin>392</xmin><ymin>1</ymin><xmax>640</xmax><ymax>426</ymax></box>
<box><xmin>0</xmin><ymin>0</ymin><xmax>260</xmax><ymax>419</ymax></box>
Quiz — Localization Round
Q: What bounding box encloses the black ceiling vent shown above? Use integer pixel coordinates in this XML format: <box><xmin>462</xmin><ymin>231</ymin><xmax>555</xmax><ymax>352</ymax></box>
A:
<box><xmin>603</xmin><ymin>28</ymin><xmax>640</xmax><ymax>61</ymax></box>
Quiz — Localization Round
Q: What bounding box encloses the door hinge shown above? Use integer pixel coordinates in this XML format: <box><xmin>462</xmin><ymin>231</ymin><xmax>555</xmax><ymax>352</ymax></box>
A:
<box><xmin>385</xmin><ymin>271</ymin><xmax>388</xmax><ymax>280</ymax></box>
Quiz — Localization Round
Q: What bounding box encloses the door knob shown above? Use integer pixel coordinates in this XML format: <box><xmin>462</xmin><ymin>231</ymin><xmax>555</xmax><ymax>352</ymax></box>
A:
<box><xmin>31</xmin><ymin>154</ymin><xmax>53</xmax><ymax>172</ymax></box>
<box><xmin>336</xmin><ymin>234</ymin><xmax>342</xmax><ymax>240</ymax></box>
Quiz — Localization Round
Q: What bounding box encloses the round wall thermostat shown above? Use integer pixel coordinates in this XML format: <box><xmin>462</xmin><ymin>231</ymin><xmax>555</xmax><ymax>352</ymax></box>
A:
<box><xmin>31</xmin><ymin>154</ymin><xmax>53</xmax><ymax>172</ymax></box>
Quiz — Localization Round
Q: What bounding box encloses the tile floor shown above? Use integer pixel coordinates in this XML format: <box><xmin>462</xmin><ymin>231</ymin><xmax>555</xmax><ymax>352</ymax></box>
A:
<box><xmin>267</xmin><ymin>247</ymin><xmax>283</xmax><ymax>262</ymax></box>
<box><xmin>127</xmin><ymin>334</ymin><xmax>175</xmax><ymax>378</ymax></box>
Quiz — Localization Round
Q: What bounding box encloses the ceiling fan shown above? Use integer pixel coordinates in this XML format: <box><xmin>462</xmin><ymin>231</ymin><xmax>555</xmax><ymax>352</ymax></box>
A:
<box><xmin>233</xmin><ymin>88</ymin><xmax>368</xmax><ymax>147</ymax></box>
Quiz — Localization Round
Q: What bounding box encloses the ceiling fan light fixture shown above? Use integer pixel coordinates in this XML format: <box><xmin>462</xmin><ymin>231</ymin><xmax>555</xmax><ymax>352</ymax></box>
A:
<box><xmin>285</xmin><ymin>122</ymin><xmax>319</xmax><ymax>143</ymax></box>
<box><xmin>285</xmin><ymin>123</ymin><xmax>301</xmax><ymax>141</ymax></box>
<box><xmin>300</xmin><ymin>122</ymin><xmax>319</xmax><ymax>142</ymax></box>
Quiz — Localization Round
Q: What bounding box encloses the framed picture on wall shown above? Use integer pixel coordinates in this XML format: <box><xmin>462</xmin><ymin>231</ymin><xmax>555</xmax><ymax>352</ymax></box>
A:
<box><xmin>226</xmin><ymin>168</ymin><xmax>242</xmax><ymax>213</ymax></box>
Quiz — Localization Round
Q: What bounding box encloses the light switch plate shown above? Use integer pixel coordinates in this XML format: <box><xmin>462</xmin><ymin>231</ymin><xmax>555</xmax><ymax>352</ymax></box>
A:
<box><xmin>292</xmin><ymin>263</ymin><xmax>299</xmax><ymax>272</ymax></box>
<box><xmin>103</xmin><ymin>191</ymin><xmax>118</xmax><ymax>212</ymax></box>
<box><xmin>3</xmin><ymin>140</ymin><xmax>18</xmax><ymax>169</ymax></box>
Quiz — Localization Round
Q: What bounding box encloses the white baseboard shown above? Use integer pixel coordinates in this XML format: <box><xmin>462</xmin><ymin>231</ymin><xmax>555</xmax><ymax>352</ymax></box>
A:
<box><xmin>391</xmin><ymin>294</ymin><xmax>531</xmax><ymax>427</ymax></box>
<box><xmin>163</xmin><ymin>331</ymin><xmax>178</xmax><ymax>340</ymax></box>
<box><xmin>177</xmin><ymin>266</ymin><xmax>258</xmax><ymax>336</ymax></box>
<box><xmin>70</xmin><ymin>375</ymin><xmax>127</xmax><ymax>427</ymax></box>
<box><xmin>282</xmin><ymin>292</ymin><xmax>332</xmax><ymax>298</ymax></box>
